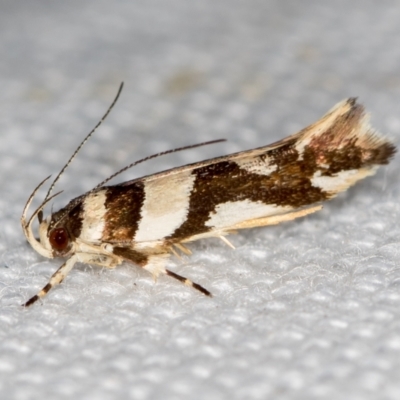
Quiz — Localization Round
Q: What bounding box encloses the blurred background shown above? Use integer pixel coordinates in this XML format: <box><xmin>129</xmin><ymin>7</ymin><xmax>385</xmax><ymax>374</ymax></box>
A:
<box><xmin>1</xmin><ymin>1</ymin><xmax>400</xmax><ymax>399</ymax></box>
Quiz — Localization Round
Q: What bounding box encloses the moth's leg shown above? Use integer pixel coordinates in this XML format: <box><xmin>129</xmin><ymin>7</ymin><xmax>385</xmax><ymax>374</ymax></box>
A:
<box><xmin>112</xmin><ymin>246</ymin><xmax>212</xmax><ymax>296</ymax></box>
<box><xmin>135</xmin><ymin>251</ymin><xmax>212</xmax><ymax>297</ymax></box>
<box><xmin>23</xmin><ymin>253</ymin><xmax>121</xmax><ymax>307</ymax></box>
<box><xmin>174</xmin><ymin>243</ymin><xmax>192</xmax><ymax>255</ymax></box>
<box><xmin>23</xmin><ymin>254</ymin><xmax>78</xmax><ymax>307</ymax></box>
<box><xmin>218</xmin><ymin>236</ymin><xmax>235</xmax><ymax>249</ymax></box>
<box><xmin>165</xmin><ymin>269</ymin><xmax>212</xmax><ymax>297</ymax></box>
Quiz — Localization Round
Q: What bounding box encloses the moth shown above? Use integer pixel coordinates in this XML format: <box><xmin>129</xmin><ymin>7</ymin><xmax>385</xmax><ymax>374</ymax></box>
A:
<box><xmin>21</xmin><ymin>84</ymin><xmax>396</xmax><ymax>306</ymax></box>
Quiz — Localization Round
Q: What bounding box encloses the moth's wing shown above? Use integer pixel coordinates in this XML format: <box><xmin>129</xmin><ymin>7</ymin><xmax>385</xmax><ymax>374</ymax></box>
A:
<box><xmin>121</xmin><ymin>98</ymin><xmax>393</xmax><ymax>248</ymax></box>
<box><xmin>122</xmin><ymin>98</ymin><xmax>394</xmax><ymax>187</ymax></box>
<box><xmin>101</xmin><ymin>98</ymin><xmax>394</xmax><ymax>252</ymax></box>
<box><xmin>96</xmin><ymin>98</ymin><xmax>395</xmax><ymax>294</ymax></box>
<box><xmin>179</xmin><ymin>204</ymin><xmax>324</xmax><ymax>243</ymax></box>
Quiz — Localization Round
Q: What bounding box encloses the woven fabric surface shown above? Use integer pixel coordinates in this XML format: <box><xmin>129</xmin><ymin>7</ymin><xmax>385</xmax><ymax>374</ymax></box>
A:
<box><xmin>1</xmin><ymin>1</ymin><xmax>400</xmax><ymax>399</ymax></box>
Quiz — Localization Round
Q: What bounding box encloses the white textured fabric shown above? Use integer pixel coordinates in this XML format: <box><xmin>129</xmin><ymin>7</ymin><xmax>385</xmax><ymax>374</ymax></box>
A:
<box><xmin>1</xmin><ymin>1</ymin><xmax>400</xmax><ymax>399</ymax></box>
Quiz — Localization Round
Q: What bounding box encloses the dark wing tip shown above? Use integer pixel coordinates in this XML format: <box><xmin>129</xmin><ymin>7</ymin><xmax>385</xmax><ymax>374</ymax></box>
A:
<box><xmin>347</xmin><ymin>97</ymin><xmax>358</xmax><ymax>107</ymax></box>
<box><xmin>375</xmin><ymin>141</ymin><xmax>397</xmax><ymax>165</ymax></box>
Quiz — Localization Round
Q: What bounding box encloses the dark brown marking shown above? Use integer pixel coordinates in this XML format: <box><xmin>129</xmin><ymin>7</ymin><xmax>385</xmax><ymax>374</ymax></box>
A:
<box><xmin>367</xmin><ymin>142</ymin><xmax>396</xmax><ymax>166</ymax></box>
<box><xmin>42</xmin><ymin>283</ymin><xmax>52</xmax><ymax>294</ymax></box>
<box><xmin>169</xmin><ymin>156</ymin><xmax>327</xmax><ymax>240</ymax></box>
<box><xmin>307</xmin><ymin>102</ymin><xmax>396</xmax><ymax>170</ymax></box>
<box><xmin>23</xmin><ymin>276</ymin><xmax>57</xmax><ymax>307</ymax></box>
<box><xmin>66</xmin><ymin>202</ymin><xmax>84</xmax><ymax>239</ymax></box>
<box><xmin>168</xmin><ymin>103</ymin><xmax>395</xmax><ymax>241</ymax></box>
<box><xmin>103</xmin><ymin>183</ymin><xmax>145</xmax><ymax>241</ymax></box>
<box><xmin>166</xmin><ymin>269</ymin><xmax>212</xmax><ymax>296</ymax></box>
<box><xmin>112</xmin><ymin>246</ymin><xmax>148</xmax><ymax>266</ymax></box>
<box><xmin>191</xmin><ymin>281</ymin><xmax>212</xmax><ymax>296</ymax></box>
<box><xmin>23</xmin><ymin>295</ymin><xmax>39</xmax><ymax>307</ymax></box>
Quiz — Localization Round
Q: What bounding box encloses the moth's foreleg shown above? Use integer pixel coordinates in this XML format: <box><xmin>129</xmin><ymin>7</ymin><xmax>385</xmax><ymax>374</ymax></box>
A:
<box><xmin>23</xmin><ymin>255</ymin><xmax>78</xmax><ymax>307</ymax></box>
<box><xmin>165</xmin><ymin>269</ymin><xmax>212</xmax><ymax>297</ymax></box>
<box><xmin>23</xmin><ymin>252</ymin><xmax>121</xmax><ymax>307</ymax></box>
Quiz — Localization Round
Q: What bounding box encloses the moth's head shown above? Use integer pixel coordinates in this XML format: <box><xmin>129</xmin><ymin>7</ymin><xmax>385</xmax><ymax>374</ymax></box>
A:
<box><xmin>45</xmin><ymin>215</ymin><xmax>76</xmax><ymax>257</ymax></box>
<box><xmin>41</xmin><ymin>216</ymin><xmax>75</xmax><ymax>257</ymax></box>
<box><xmin>21</xmin><ymin>176</ymin><xmax>73</xmax><ymax>259</ymax></box>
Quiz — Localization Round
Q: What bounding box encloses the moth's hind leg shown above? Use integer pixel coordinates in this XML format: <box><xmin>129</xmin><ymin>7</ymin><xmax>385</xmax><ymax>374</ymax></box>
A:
<box><xmin>116</xmin><ymin>247</ymin><xmax>212</xmax><ymax>297</ymax></box>
<box><xmin>166</xmin><ymin>269</ymin><xmax>212</xmax><ymax>297</ymax></box>
<box><xmin>23</xmin><ymin>254</ymin><xmax>78</xmax><ymax>307</ymax></box>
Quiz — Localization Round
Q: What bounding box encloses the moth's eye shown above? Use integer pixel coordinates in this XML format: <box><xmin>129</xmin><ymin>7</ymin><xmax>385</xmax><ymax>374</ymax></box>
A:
<box><xmin>49</xmin><ymin>228</ymin><xmax>69</xmax><ymax>252</ymax></box>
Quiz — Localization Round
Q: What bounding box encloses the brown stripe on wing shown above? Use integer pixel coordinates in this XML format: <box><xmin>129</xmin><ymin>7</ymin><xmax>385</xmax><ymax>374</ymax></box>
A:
<box><xmin>168</xmin><ymin>156</ymin><xmax>328</xmax><ymax>241</ymax></box>
<box><xmin>168</xmin><ymin>105</ymin><xmax>395</xmax><ymax>242</ymax></box>
<box><xmin>102</xmin><ymin>182</ymin><xmax>145</xmax><ymax>242</ymax></box>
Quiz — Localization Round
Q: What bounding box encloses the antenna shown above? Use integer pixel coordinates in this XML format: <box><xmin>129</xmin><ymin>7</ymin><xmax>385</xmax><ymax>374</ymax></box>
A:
<box><xmin>90</xmin><ymin>138</ymin><xmax>226</xmax><ymax>191</ymax></box>
<box><xmin>38</xmin><ymin>82</ymin><xmax>124</xmax><ymax>222</ymax></box>
<box><xmin>49</xmin><ymin>138</ymin><xmax>226</xmax><ymax>227</ymax></box>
